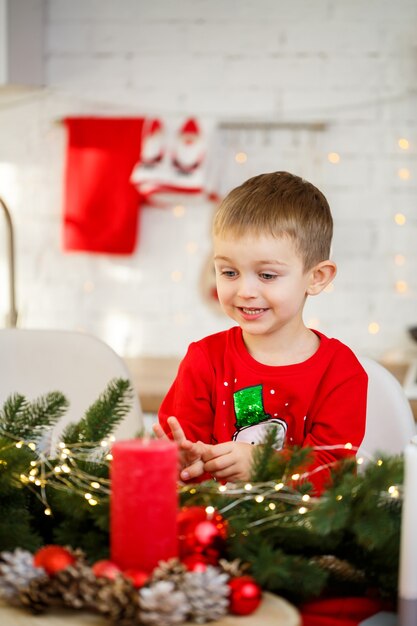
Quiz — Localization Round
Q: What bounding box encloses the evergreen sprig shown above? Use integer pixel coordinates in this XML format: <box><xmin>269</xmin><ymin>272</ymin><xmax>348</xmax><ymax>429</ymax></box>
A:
<box><xmin>180</xmin><ymin>448</ymin><xmax>403</xmax><ymax>602</ymax></box>
<box><xmin>250</xmin><ymin>429</ymin><xmax>314</xmax><ymax>488</ymax></box>
<box><xmin>62</xmin><ymin>378</ymin><xmax>132</xmax><ymax>445</ymax></box>
<box><xmin>228</xmin><ymin>537</ymin><xmax>329</xmax><ymax>601</ymax></box>
<box><xmin>0</xmin><ymin>379</ymin><xmax>133</xmax><ymax>556</ymax></box>
<box><xmin>0</xmin><ymin>392</ymin><xmax>68</xmax><ymax>441</ymax></box>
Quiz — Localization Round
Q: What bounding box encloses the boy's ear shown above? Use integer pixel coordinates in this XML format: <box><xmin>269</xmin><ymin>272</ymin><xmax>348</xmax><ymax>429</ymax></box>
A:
<box><xmin>306</xmin><ymin>260</ymin><xmax>337</xmax><ymax>296</ymax></box>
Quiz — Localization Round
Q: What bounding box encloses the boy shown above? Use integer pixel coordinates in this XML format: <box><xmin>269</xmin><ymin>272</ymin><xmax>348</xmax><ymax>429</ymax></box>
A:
<box><xmin>154</xmin><ymin>171</ymin><xmax>367</xmax><ymax>494</ymax></box>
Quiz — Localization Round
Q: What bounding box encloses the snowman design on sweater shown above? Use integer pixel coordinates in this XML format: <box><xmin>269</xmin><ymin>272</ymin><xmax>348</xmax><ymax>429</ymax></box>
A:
<box><xmin>232</xmin><ymin>384</ymin><xmax>288</xmax><ymax>449</ymax></box>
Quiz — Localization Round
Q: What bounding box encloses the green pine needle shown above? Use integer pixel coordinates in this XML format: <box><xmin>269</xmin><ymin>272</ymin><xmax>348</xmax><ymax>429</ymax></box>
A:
<box><xmin>62</xmin><ymin>378</ymin><xmax>133</xmax><ymax>444</ymax></box>
<box><xmin>0</xmin><ymin>392</ymin><xmax>68</xmax><ymax>440</ymax></box>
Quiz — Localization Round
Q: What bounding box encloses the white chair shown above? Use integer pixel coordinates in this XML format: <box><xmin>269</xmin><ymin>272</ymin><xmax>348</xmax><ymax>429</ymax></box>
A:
<box><xmin>0</xmin><ymin>328</ymin><xmax>143</xmax><ymax>445</ymax></box>
<box><xmin>357</xmin><ymin>356</ymin><xmax>416</xmax><ymax>459</ymax></box>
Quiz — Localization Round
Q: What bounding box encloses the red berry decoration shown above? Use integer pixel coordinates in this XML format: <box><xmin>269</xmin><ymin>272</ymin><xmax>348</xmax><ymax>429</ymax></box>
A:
<box><xmin>123</xmin><ymin>569</ymin><xmax>149</xmax><ymax>588</ymax></box>
<box><xmin>92</xmin><ymin>559</ymin><xmax>122</xmax><ymax>580</ymax></box>
<box><xmin>33</xmin><ymin>545</ymin><xmax>76</xmax><ymax>576</ymax></box>
<box><xmin>177</xmin><ymin>506</ymin><xmax>228</xmax><ymax>563</ymax></box>
<box><xmin>228</xmin><ymin>575</ymin><xmax>262</xmax><ymax>615</ymax></box>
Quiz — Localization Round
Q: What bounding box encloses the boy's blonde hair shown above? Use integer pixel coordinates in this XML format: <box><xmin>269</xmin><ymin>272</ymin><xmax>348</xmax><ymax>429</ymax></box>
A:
<box><xmin>213</xmin><ymin>171</ymin><xmax>333</xmax><ymax>270</ymax></box>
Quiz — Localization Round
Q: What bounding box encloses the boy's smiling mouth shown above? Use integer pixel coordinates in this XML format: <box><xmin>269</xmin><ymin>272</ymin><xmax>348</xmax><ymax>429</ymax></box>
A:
<box><xmin>240</xmin><ymin>307</ymin><xmax>268</xmax><ymax>316</ymax></box>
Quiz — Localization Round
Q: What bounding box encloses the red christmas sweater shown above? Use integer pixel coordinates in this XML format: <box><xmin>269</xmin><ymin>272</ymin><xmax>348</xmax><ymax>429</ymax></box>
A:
<box><xmin>159</xmin><ymin>326</ymin><xmax>367</xmax><ymax>494</ymax></box>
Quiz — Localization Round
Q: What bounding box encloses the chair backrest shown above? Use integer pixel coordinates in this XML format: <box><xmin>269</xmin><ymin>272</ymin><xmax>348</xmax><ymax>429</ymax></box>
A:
<box><xmin>0</xmin><ymin>329</ymin><xmax>143</xmax><ymax>445</ymax></box>
<box><xmin>357</xmin><ymin>356</ymin><xmax>416</xmax><ymax>459</ymax></box>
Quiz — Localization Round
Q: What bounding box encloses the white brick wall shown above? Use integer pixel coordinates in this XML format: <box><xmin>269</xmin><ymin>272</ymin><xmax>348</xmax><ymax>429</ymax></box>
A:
<box><xmin>0</xmin><ymin>0</ymin><xmax>416</xmax><ymax>362</ymax></box>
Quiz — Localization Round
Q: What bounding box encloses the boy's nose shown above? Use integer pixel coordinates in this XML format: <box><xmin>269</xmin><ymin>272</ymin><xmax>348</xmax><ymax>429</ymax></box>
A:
<box><xmin>236</xmin><ymin>276</ymin><xmax>258</xmax><ymax>298</ymax></box>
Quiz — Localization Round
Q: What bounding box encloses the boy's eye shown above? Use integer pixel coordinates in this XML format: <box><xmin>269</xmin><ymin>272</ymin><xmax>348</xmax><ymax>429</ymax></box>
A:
<box><xmin>220</xmin><ymin>270</ymin><xmax>237</xmax><ymax>277</ymax></box>
<box><xmin>259</xmin><ymin>273</ymin><xmax>277</xmax><ymax>280</ymax></box>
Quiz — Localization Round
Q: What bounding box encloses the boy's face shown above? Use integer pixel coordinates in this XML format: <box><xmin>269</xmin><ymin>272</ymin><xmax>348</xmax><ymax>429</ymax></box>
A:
<box><xmin>213</xmin><ymin>232</ymin><xmax>314</xmax><ymax>342</ymax></box>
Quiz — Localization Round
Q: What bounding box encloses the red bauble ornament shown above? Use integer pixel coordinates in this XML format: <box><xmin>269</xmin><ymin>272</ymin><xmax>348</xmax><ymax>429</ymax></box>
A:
<box><xmin>228</xmin><ymin>575</ymin><xmax>262</xmax><ymax>615</ymax></box>
<box><xmin>34</xmin><ymin>545</ymin><xmax>76</xmax><ymax>576</ymax></box>
<box><xmin>177</xmin><ymin>506</ymin><xmax>228</xmax><ymax>563</ymax></box>
<box><xmin>123</xmin><ymin>569</ymin><xmax>149</xmax><ymax>588</ymax></box>
<box><xmin>92</xmin><ymin>559</ymin><xmax>122</xmax><ymax>580</ymax></box>
<box><xmin>182</xmin><ymin>554</ymin><xmax>210</xmax><ymax>572</ymax></box>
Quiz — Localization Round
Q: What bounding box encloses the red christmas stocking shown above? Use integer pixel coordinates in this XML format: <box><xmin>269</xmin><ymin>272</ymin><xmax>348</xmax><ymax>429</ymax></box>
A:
<box><xmin>63</xmin><ymin>117</ymin><xmax>145</xmax><ymax>254</ymax></box>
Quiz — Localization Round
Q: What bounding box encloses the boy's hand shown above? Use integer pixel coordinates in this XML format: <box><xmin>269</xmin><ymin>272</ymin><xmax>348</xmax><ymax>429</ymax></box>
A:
<box><xmin>182</xmin><ymin>440</ymin><xmax>255</xmax><ymax>483</ymax></box>
<box><xmin>153</xmin><ymin>416</ymin><xmax>206</xmax><ymax>480</ymax></box>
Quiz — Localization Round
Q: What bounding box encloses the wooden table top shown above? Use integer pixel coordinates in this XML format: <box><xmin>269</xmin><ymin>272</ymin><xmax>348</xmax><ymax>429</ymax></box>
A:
<box><xmin>0</xmin><ymin>592</ymin><xmax>301</xmax><ymax>625</ymax></box>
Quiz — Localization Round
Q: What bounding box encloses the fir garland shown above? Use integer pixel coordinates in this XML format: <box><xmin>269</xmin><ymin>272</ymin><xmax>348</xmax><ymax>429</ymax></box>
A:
<box><xmin>0</xmin><ymin>379</ymin><xmax>133</xmax><ymax>556</ymax></box>
<box><xmin>0</xmin><ymin>388</ymin><xmax>404</xmax><ymax>606</ymax></box>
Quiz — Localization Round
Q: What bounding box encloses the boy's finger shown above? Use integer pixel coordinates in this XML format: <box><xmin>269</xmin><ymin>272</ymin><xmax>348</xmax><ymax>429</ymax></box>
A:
<box><xmin>201</xmin><ymin>442</ymin><xmax>229</xmax><ymax>462</ymax></box>
<box><xmin>211</xmin><ymin>464</ymin><xmax>239</xmax><ymax>480</ymax></box>
<box><xmin>204</xmin><ymin>455</ymin><xmax>233</xmax><ymax>474</ymax></box>
<box><xmin>180</xmin><ymin>459</ymin><xmax>205</xmax><ymax>481</ymax></box>
<box><xmin>181</xmin><ymin>440</ymin><xmax>208</xmax><ymax>455</ymax></box>
<box><xmin>152</xmin><ymin>423</ymin><xmax>168</xmax><ymax>440</ymax></box>
<box><xmin>167</xmin><ymin>416</ymin><xmax>187</xmax><ymax>444</ymax></box>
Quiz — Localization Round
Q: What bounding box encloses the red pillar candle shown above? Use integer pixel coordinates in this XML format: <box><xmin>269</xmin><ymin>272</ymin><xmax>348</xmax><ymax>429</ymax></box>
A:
<box><xmin>110</xmin><ymin>438</ymin><xmax>178</xmax><ymax>572</ymax></box>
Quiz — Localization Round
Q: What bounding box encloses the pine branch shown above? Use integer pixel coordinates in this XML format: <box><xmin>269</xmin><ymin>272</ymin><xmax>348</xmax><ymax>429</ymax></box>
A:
<box><xmin>48</xmin><ymin>489</ymin><xmax>110</xmax><ymax>561</ymax></box>
<box><xmin>0</xmin><ymin>499</ymin><xmax>42</xmax><ymax>552</ymax></box>
<box><xmin>251</xmin><ymin>435</ymin><xmax>314</xmax><ymax>487</ymax></box>
<box><xmin>250</xmin><ymin>425</ymin><xmax>280</xmax><ymax>482</ymax></box>
<box><xmin>0</xmin><ymin>392</ymin><xmax>68</xmax><ymax>441</ymax></box>
<box><xmin>0</xmin><ymin>394</ymin><xmax>27</xmax><ymax>431</ymax></box>
<box><xmin>228</xmin><ymin>536</ymin><xmax>328</xmax><ymax>601</ymax></box>
<box><xmin>62</xmin><ymin>378</ymin><xmax>133</xmax><ymax>445</ymax></box>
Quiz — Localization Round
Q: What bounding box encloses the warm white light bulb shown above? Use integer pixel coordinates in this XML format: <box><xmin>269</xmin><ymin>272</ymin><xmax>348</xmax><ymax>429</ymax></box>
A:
<box><xmin>328</xmin><ymin>152</ymin><xmax>340</xmax><ymax>164</ymax></box>
<box><xmin>395</xmin><ymin>280</ymin><xmax>408</xmax><ymax>293</ymax></box>
<box><xmin>398</xmin><ymin>168</ymin><xmax>410</xmax><ymax>180</ymax></box>
<box><xmin>171</xmin><ymin>270</ymin><xmax>182</xmax><ymax>283</ymax></box>
<box><xmin>172</xmin><ymin>204</ymin><xmax>186</xmax><ymax>218</ymax></box>
<box><xmin>368</xmin><ymin>322</ymin><xmax>380</xmax><ymax>335</ymax></box>
<box><xmin>398</xmin><ymin>138</ymin><xmax>410</xmax><ymax>150</ymax></box>
<box><xmin>235</xmin><ymin>152</ymin><xmax>247</xmax><ymax>164</ymax></box>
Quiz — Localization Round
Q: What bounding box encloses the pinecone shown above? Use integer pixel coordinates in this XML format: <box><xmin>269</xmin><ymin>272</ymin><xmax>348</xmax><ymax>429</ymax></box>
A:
<box><xmin>218</xmin><ymin>558</ymin><xmax>249</xmax><ymax>578</ymax></box>
<box><xmin>19</xmin><ymin>560</ymin><xmax>100</xmax><ymax>614</ymax></box>
<box><xmin>149</xmin><ymin>558</ymin><xmax>187</xmax><ymax>586</ymax></box>
<box><xmin>183</xmin><ymin>566</ymin><xmax>230</xmax><ymax>624</ymax></box>
<box><xmin>52</xmin><ymin>561</ymin><xmax>101</xmax><ymax>609</ymax></box>
<box><xmin>0</xmin><ymin>548</ymin><xmax>45</xmax><ymax>606</ymax></box>
<box><xmin>19</xmin><ymin>575</ymin><xmax>61</xmax><ymax>614</ymax></box>
<box><xmin>96</xmin><ymin>574</ymin><xmax>140</xmax><ymax>625</ymax></box>
<box><xmin>139</xmin><ymin>580</ymin><xmax>190</xmax><ymax>626</ymax></box>
<box><xmin>311</xmin><ymin>555</ymin><xmax>366</xmax><ymax>583</ymax></box>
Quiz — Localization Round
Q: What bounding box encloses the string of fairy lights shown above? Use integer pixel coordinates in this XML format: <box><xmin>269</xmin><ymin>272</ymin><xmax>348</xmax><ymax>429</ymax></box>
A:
<box><xmin>1</xmin><ymin>427</ymin><xmax>401</xmax><ymax>531</ymax></box>
<box><xmin>180</xmin><ymin>442</ymin><xmax>402</xmax><ymax>531</ymax></box>
<box><xmin>0</xmin><ymin>431</ymin><xmax>113</xmax><ymax>515</ymax></box>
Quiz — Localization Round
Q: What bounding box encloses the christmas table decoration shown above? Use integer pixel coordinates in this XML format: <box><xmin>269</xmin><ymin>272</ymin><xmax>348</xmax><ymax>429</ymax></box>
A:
<box><xmin>0</xmin><ymin>386</ymin><xmax>408</xmax><ymax>624</ymax></box>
